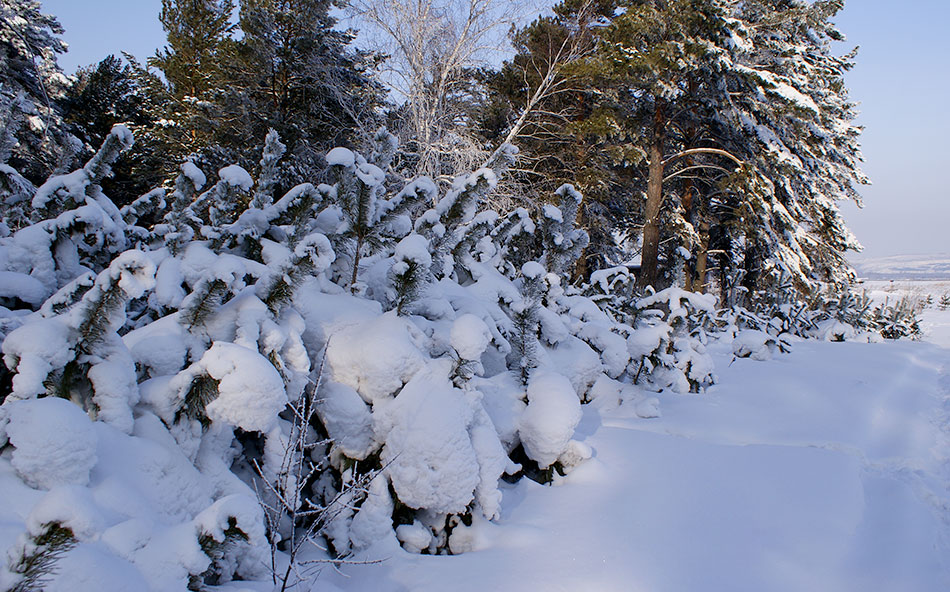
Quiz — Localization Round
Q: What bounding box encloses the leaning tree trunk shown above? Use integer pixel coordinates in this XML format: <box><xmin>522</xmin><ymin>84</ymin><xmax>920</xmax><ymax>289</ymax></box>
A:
<box><xmin>637</xmin><ymin>100</ymin><xmax>666</xmax><ymax>291</ymax></box>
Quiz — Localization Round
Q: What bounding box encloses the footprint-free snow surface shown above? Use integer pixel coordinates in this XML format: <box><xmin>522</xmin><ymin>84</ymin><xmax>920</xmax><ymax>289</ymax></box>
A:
<box><xmin>319</xmin><ymin>338</ymin><xmax>950</xmax><ymax>592</ymax></box>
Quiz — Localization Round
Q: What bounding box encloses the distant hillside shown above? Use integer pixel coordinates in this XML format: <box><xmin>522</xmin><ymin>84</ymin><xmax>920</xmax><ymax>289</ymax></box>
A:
<box><xmin>850</xmin><ymin>253</ymin><xmax>950</xmax><ymax>280</ymax></box>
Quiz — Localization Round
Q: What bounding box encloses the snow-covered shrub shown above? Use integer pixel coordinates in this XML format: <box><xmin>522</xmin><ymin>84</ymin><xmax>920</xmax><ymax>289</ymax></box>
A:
<box><xmin>732</xmin><ymin>329</ymin><xmax>792</xmax><ymax>361</ymax></box>
<box><xmin>868</xmin><ymin>297</ymin><xmax>920</xmax><ymax>340</ymax></box>
<box><xmin>4</xmin><ymin>520</ymin><xmax>77</xmax><ymax>592</ymax></box>
<box><xmin>628</xmin><ymin>288</ymin><xmax>717</xmax><ymax>393</ymax></box>
<box><xmin>0</xmin><ymin>130</ymin><xmax>674</xmax><ymax>589</ymax></box>
<box><xmin>540</xmin><ymin>184</ymin><xmax>589</xmax><ymax>279</ymax></box>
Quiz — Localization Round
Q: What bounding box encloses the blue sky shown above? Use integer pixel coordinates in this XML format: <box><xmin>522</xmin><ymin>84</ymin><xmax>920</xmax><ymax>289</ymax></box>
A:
<box><xmin>40</xmin><ymin>0</ymin><xmax>950</xmax><ymax>258</ymax></box>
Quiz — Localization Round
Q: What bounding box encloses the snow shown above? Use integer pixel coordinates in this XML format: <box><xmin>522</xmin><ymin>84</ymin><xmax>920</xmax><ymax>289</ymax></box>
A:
<box><xmin>25</xmin><ymin>485</ymin><xmax>105</xmax><ymax>539</ymax></box>
<box><xmin>375</xmin><ymin>366</ymin><xmax>480</xmax><ymax>515</ymax></box>
<box><xmin>181</xmin><ymin>161</ymin><xmax>206</xmax><ymax>190</ymax></box>
<box><xmin>732</xmin><ymin>329</ymin><xmax>781</xmax><ymax>360</ymax></box>
<box><xmin>450</xmin><ymin>313</ymin><xmax>492</xmax><ymax>361</ymax></box>
<box><xmin>318</xmin><ymin>336</ymin><xmax>950</xmax><ymax>591</ymax></box>
<box><xmin>3</xmin><ymin>128</ymin><xmax>950</xmax><ymax>592</ymax></box>
<box><xmin>192</xmin><ymin>342</ymin><xmax>288</xmax><ymax>432</ymax></box>
<box><xmin>325</xmin><ymin>313</ymin><xmax>427</xmax><ymax>404</ymax></box>
<box><xmin>519</xmin><ymin>372</ymin><xmax>581</xmax><ymax>469</ymax></box>
<box><xmin>392</xmin><ymin>233</ymin><xmax>431</xmax><ymax>268</ymax></box>
<box><xmin>317</xmin><ymin>381</ymin><xmax>376</xmax><ymax>460</ymax></box>
<box><xmin>520</xmin><ymin>261</ymin><xmax>545</xmax><ymax>279</ymax></box>
<box><xmin>348</xmin><ymin>476</ymin><xmax>394</xmax><ymax>551</ymax></box>
<box><xmin>0</xmin><ymin>271</ymin><xmax>46</xmax><ymax>305</ymax></box>
<box><xmin>193</xmin><ymin>494</ymin><xmax>265</xmax><ymax>547</ymax></box>
<box><xmin>1</xmin><ymin>316</ymin><xmax>73</xmax><ymax>399</ymax></box>
<box><xmin>4</xmin><ymin>398</ymin><xmax>98</xmax><ymax>490</ymax></box>
<box><xmin>326</xmin><ymin>147</ymin><xmax>356</xmax><ymax>168</ymax></box>
<box><xmin>217</xmin><ymin>165</ymin><xmax>254</xmax><ymax>190</ymax></box>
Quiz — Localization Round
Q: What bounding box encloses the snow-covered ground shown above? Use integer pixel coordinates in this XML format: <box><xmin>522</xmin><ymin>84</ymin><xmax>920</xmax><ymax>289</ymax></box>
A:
<box><xmin>314</xmin><ymin>298</ymin><xmax>950</xmax><ymax>592</ymax></box>
<box><xmin>851</xmin><ymin>253</ymin><xmax>950</xmax><ymax>280</ymax></box>
<box><xmin>860</xmin><ymin>279</ymin><xmax>950</xmax><ymax>345</ymax></box>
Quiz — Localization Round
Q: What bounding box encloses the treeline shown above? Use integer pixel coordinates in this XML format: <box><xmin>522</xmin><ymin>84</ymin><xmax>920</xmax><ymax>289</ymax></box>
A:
<box><xmin>2</xmin><ymin>0</ymin><xmax>864</xmax><ymax>302</ymax></box>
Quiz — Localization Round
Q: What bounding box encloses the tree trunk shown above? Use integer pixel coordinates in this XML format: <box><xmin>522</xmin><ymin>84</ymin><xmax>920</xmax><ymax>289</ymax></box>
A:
<box><xmin>693</xmin><ymin>217</ymin><xmax>710</xmax><ymax>293</ymax></box>
<box><xmin>637</xmin><ymin>99</ymin><xmax>666</xmax><ymax>291</ymax></box>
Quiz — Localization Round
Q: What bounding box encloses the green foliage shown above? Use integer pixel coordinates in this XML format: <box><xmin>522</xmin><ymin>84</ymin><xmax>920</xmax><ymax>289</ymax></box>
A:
<box><xmin>8</xmin><ymin>522</ymin><xmax>78</xmax><ymax>592</ymax></box>
<box><xmin>870</xmin><ymin>298</ymin><xmax>920</xmax><ymax>341</ymax></box>
<box><xmin>190</xmin><ymin>517</ymin><xmax>249</xmax><ymax>590</ymax></box>
<box><xmin>216</xmin><ymin>0</ymin><xmax>384</xmax><ymax>183</ymax></box>
<box><xmin>390</xmin><ymin>255</ymin><xmax>427</xmax><ymax>316</ymax></box>
<box><xmin>180</xmin><ymin>278</ymin><xmax>230</xmax><ymax>331</ymax></box>
<box><xmin>508</xmin><ymin>269</ymin><xmax>544</xmax><ymax>385</ymax></box>
<box><xmin>140</xmin><ymin>0</ymin><xmax>237</xmax><ymax>176</ymax></box>
<box><xmin>540</xmin><ymin>184</ymin><xmax>589</xmax><ymax>280</ymax></box>
<box><xmin>176</xmin><ymin>374</ymin><xmax>220</xmax><ymax>429</ymax></box>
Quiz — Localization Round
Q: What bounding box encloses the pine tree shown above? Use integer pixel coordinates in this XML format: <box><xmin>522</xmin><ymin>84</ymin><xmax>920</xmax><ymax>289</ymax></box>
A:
<box><xmin>712</xmin><ymin>0</ymin><xmax>867</xmax><ymax>295</ymax></box>
<box><xmin>499</xmin><ymin>0</ymin><xmax>865</xmax><ymax>299</ymax></box>
<box><xmin>0</xmin><ymin>0</ymin><xmax>78</xmax><ymax>184</ymax></box>
<box><xmin>63</xmin><ymin>55</ymin><xmax>157</xmax><ymax>206</ymax></box>
<box><xmin>217</xmin><ymin>0</ymin><xmax>384</xmax><ymax>183</ymax></box>
<box><xmin>145</xmin><ymin>0</ymin><xmax>237</xmax><ymax>172</ymax></box>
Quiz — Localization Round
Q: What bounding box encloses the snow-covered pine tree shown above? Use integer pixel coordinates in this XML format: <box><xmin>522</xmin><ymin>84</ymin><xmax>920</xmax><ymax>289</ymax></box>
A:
<box><xmin>63</xmin><ymin>55</ymin><xmax>159</xmax><ymax>206</ymax></box>
<box><xmin>415</xmin><ymin>167</ymin><xmax>498</xmax><ymax>279</ymax></box>
<box><xmin>540</xmin><ymin>183</ymin><xmax>589</xmax><ymax>280</ymax></box>
<box><xmin>324</xmin><ymin>147</ymin><xmax>431</xmax><ymax>290</ymax></box>
<box><xmin>250</xmin><ymin>128</ymin><xmax>285</xmax><ymax>210</ymax></box>
<box><xmin>218</xmin><ymin>0</ymin><xmax>385</xmax><ymax>183</ymax></box>
<box><xmin>2</xmin><ymin>251</ymin><xmax>155</xmax><ymax>433</ymax></box>
<box><xmin>0</xmin><ymin>0</ymin><xmax>77</xmax><ymax>185</ymax></box>
<box><xmin>714</xmin><ymin>0</ymin><xmax>867</xmax><ymax>294</ymax></box>
<box><xmin>6</xmin><ymin>520</ymin><xmax>77</xmax><ymax>592</ymax></box>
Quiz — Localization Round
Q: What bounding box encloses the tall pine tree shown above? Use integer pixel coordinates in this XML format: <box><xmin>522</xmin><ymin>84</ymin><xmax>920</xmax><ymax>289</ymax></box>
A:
<box><xmin>145</xmin><ymin>0</ymin><xmax>237</xmax><ymax>173</ymax></box>
<box><xmin>216</xmin><ymin>0</ymin><xmax>384</xmax><ymax>184</ymax></box>
<box><xmin>0</xmin><ymin>0</ymin><xmax>77</xmax><ymax>185</ymax></box>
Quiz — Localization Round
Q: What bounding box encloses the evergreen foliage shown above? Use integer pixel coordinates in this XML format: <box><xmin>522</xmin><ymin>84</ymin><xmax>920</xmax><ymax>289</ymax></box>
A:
<box><xmin>143</xmin><ymin>0</ymin><xmax>237</xmax><ymax>175</ymax></box>
<box><xmin>7</xmin><ymin>521</ymin><xmax>77</xmax><ymax>592</ymax></box>
<box><xmin>0</xmin><ymin>0</ymin><xmax>77</xmax><ymax>184</ymax></box>
<box><xmin>219</xmin><ymin>0</ymin><xmax>384</xmax><ymax>183</ymax></box>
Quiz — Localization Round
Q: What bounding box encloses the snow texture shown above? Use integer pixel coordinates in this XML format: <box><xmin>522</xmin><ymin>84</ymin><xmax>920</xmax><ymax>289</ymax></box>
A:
<box><xmin>451</xmin><ymin>314</ymin><xmax>492</xmax><ymax>361</ymax></box>
<box><xmin>519</xmin><ymin>372</ymin><xmax>581</xmax><ymax>469</ymax></box>
<box><xmin>193</xmin><ymin>342</ymin><xmax>288</xmax><ymax>432</ymax></box>
<box><xmin>317</xmin><ymin>381</ymin><xmax>377</xmax><ymax>460</ymax></box>
<box><xmin>326</xmin><ymin>147</ymin><xmax>356</xmax><ymax>168</ymax></box>
<box><xmin>217</xmin><ymin>165</ymin><xmax>254</xmax><ymax>190</ymax></box>
<box><xmin>326</xmin><ymin>313</ymin><xmax>427</xmax><ymax>404</ymax></box>
<box><xmin>5</xmin><ymin>398</ymin><xmax>97</xmax><ymax>489</ymax></box>
<box><xmin>376</xmin><ymin>366</ymin><xmax>480</xmax><ymax>515</ymax></box>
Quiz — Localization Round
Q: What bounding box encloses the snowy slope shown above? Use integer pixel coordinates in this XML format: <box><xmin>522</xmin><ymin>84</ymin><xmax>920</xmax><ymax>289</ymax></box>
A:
<box><xmin>852</xmin><ymin>254</ymin><xmax>950</xmax><ymax>280</ymax></box>
<box><xmin>320</xmin><ymin>337</ymin><xmax>950</xmax><ymax>592</ymax></box>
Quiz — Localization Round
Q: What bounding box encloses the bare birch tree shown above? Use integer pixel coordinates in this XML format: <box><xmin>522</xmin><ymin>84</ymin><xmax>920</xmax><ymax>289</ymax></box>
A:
<box><xmin>348</xmin><ymin>0</ymin><xmax>528</xmax><ymax>184</ymax></box>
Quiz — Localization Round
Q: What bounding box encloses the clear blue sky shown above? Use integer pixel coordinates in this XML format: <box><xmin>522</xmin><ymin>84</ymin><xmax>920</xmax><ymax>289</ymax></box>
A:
<box><xmin>41</xmin><ymin>0</ymin><xmax>950</xmax><ymax>258</ymax></box>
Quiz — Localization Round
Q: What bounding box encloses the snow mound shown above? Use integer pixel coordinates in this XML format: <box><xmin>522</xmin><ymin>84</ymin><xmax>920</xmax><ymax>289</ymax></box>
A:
<box><xmin>326</xmin><ymin>313</ymin><xmax>427</xmax><ymax>403</ymax></box>
<box><xmin>451</xmin><ymin>314</ymin><xmax>492</xmax><ymax>361</ymax></box>
<box><xmin>317</xmin><ymin>381</ymin><xmax>377</xmax><ymax>460</ymax></box>
<box><xmin>519</xmin><ymin>372</ymin><xmax>582</xmax><ymax>469</ymax></box>
<box><xmin>376</xmin><ymin>367</ymin><xmax>480</xmax><ymax>515</ymax></box>
<box><xmin>5</xmin><ymin>397</ymin><xmax>98</xmax><ymax>489</ymax></box>
<box><xmin>193</xmin><ymin>342</ymin><xmax>288</xmax><ymax>432</ymax></box>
